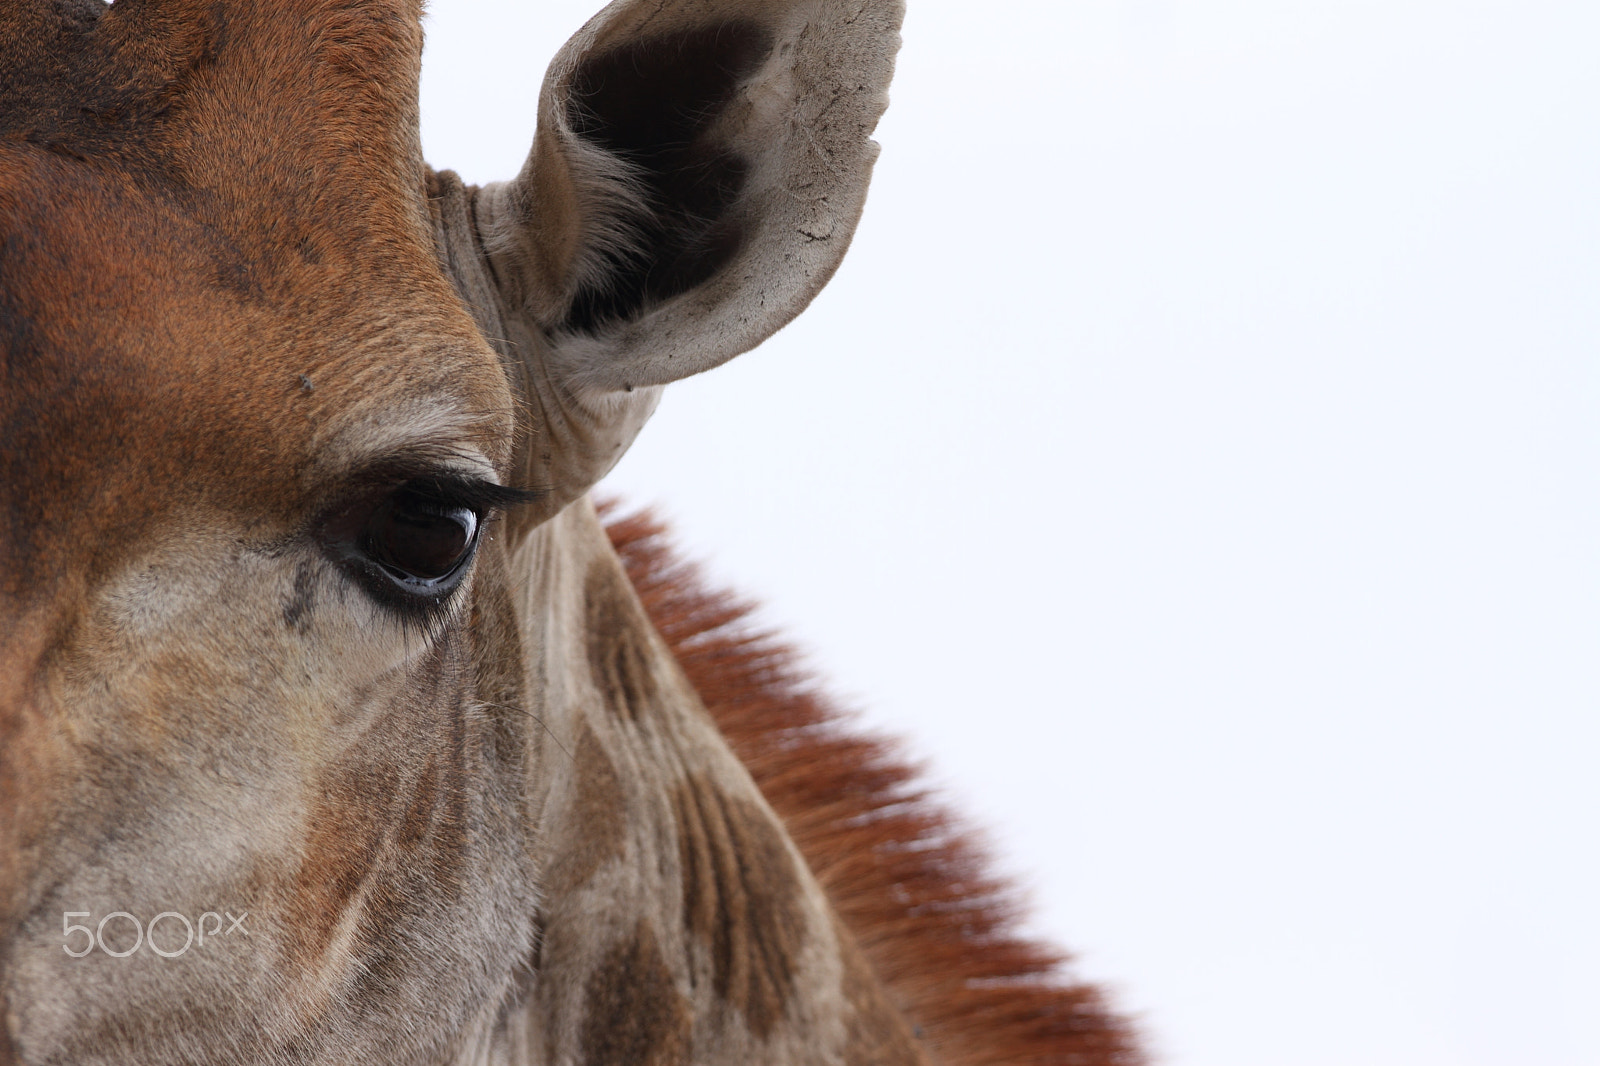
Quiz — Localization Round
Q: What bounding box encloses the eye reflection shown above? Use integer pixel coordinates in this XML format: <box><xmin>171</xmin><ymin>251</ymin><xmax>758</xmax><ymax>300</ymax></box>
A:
<box><xmin>364</xmin><ymin>489</ymin><xmax>480</xmax><ymax>585</ymax></box>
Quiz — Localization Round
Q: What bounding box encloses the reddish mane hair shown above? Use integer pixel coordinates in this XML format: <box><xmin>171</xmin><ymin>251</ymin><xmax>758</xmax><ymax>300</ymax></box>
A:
<box><xmin>604</xmin><ymin>507</ymin><xmax>1144</xmax><ymax>1066</ymax></box>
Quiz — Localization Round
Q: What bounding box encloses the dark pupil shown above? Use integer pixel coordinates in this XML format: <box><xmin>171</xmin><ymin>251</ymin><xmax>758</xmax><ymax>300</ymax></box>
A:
<box><xmin>367</xmin><ymin>491</ymin><xmax>478</xmax><ymax>582</ymax></box>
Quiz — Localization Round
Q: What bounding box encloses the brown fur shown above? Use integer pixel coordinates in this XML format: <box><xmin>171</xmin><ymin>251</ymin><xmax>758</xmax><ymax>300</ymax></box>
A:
<box><xmin>585</xmin><ymin>559</ymin><xmax>663</xmax><ymax>723</ymax></box>
<box><xmin>549</xmin><ymin>724</ymin><xmax>629</xmax><ymax>895</ymax></box>
<box><xmin>671</xmin><ymin>771</ymin><xmax>806</xmax><ymax>1039</ymax></box>
<box><xmin>580</xmin><ymin>922</ymin><xmax>693</xmax><ymax>1066</ymax></box>
<box><xmin>605</xmin><ymin>507</ymin><xmax>1146</xmax><ymax>1066</ymax></box>
<box><xmin>836</xmin><ymin>915</ymin><xmax>927</xmax><ymax>1066</ymax></box>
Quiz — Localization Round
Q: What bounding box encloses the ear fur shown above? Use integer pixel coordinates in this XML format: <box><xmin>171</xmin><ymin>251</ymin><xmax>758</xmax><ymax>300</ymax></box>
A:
<box><xmin>475</xmin><ymin>0</ymin><xmax>903</xmax><ymax>398</ymax></box>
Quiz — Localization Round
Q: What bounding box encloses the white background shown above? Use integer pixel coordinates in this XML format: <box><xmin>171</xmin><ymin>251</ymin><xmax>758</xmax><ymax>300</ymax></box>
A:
<box><xmin>419</xmin><ymin>3</ymin><xmax>1599</xmax><ymax>1064</ymax></box>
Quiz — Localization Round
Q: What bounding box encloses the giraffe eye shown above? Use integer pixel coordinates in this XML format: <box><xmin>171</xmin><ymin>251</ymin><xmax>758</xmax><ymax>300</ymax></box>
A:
<box><xmin>320</xmin><ymin>472</ymin><xmax>533</xmax><ymax>618</ymax></box>
<box><xmin>361</xmin><ymin>486</ymin><xmax>481</xmax><ymax>589</ymax></box>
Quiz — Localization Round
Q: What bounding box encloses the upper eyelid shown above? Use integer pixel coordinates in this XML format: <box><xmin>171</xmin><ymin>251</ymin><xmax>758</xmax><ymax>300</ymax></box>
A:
<box><xmin>330</xmin><ymin>453</ymin><xmax>537</xmax><ymax>512</ymax></box>
<box><xmin>325</xmin><ymin>435</ymin><xmax>497</xmax><ymax>490</ymax></box>
<box><xmin>388</xmin><ymin>473</ymin><xmax>542</xmax><ymax>514</ymax></box>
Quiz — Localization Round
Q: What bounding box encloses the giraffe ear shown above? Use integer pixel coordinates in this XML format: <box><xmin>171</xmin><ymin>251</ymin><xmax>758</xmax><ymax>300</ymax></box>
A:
<box><xmin>474</xmin><ymin>0</ymin><xmax>903</xmax><ymax>399</ymax></box>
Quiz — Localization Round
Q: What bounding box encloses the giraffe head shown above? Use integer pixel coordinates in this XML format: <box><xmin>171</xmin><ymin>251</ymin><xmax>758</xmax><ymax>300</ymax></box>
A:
<box><xmin>0</xmin><ymin>0</ymin><xmax>899</xmax><ymax>1061</ymax></box>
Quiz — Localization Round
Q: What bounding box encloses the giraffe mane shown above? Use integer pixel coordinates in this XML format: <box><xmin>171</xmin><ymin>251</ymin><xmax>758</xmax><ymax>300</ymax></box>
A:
<box><xmin>603</xmin><ymin>504</ymin><xmax>1145</xmax><ymax>1066</ymax></box>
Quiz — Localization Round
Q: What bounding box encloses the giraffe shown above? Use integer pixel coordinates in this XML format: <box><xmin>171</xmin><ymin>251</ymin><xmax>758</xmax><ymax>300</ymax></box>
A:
<box><xmin>0</xmin><ymin>0</ymin><xmax>1142</xmax><ymax>1063</ymax></box>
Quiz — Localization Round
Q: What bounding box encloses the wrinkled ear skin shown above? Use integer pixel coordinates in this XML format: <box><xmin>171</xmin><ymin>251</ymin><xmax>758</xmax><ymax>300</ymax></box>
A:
<box><xmin>482</xmin><ymin>0</ymin><xmax>902</xmax><ymax>396</ymax></box>
<box><xmin>427</xmin><ymin>167</ymin><xmax>660</xmax><ymax>536</ymax></box>
<box><xmin>428</xmin><ymin>0</ymin><xmax>902</xmax><ymax>532</ymax></box>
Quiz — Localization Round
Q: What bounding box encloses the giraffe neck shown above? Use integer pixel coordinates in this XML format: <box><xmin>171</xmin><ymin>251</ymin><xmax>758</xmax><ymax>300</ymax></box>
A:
<box><xmin>425</xmin><ymin>170</ymin><xmax>923</xmax><ymax>1064</ymax></box>
<box><xmin>479</xmin><ymin>500</ymin><xmax>923</xmax><ymax>1065</ymax></box>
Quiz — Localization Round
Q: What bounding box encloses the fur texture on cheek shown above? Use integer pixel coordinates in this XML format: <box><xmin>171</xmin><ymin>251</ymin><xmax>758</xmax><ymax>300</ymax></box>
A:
<box><xmin>0</xmin><ymin>539</ymin><xmax>538</xmax><ymax>1066</ymax></box>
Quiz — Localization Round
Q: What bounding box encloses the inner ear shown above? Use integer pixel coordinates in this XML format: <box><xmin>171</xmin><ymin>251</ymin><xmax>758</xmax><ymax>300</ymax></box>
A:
<box><xmin>562</xmin><ymin>22</ymin><xmax>774</xmax><ymax>333</ymax></box>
